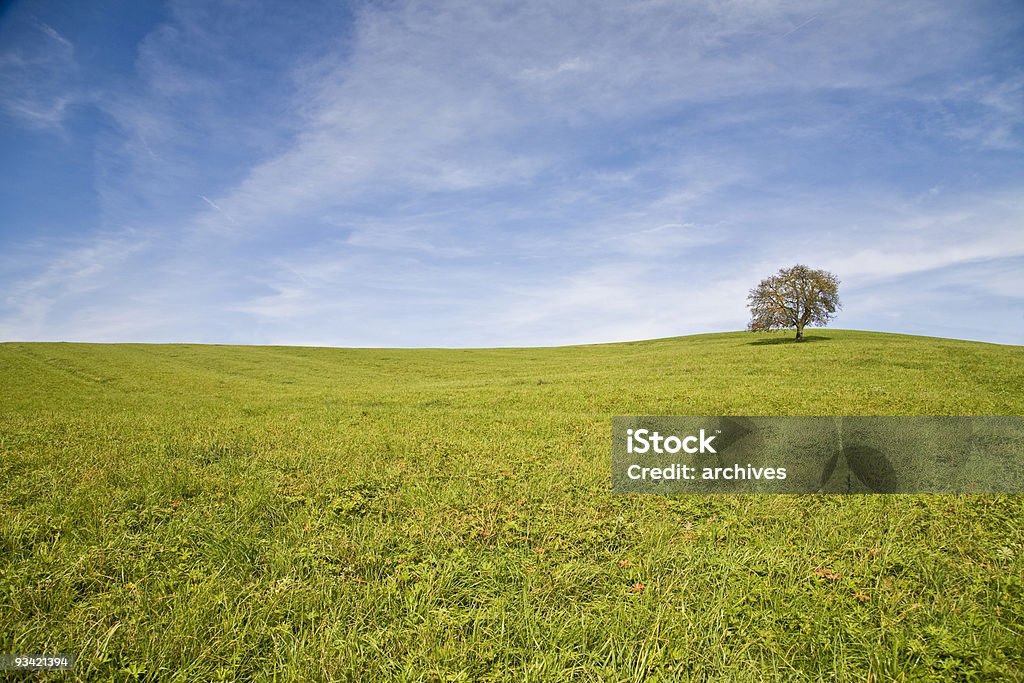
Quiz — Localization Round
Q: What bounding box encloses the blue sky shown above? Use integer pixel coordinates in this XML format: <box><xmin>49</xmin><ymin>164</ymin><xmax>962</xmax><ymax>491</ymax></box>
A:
<box><xmin>1</xmin><ymin>0</ymin><xmax>1022</xmax><ymax>347</ymax></box>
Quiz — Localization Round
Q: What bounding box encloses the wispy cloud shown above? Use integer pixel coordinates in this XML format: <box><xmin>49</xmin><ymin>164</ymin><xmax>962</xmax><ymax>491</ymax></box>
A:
<box><xmin>0</xmin><ymin>231</ymin><xmax>151</xmax><ymax>339</ymax></box>
<box><xmin>0</xmin><ymin>19</ymin><xmax>82</xmax><ymax>130</ymax></box>
<box><xmin>936</xmin><ymin>75</ymin><xmax>1024</xmax><ymax>150</ymax></box>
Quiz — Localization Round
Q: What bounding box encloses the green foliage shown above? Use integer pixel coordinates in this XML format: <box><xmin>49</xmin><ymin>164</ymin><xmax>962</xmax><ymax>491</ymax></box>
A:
<box><xmin>748</xmin><ymin>264</ymin><xmax>841</xmax><ymax>339</ymax></box>
<box><xmin>1</xmin><ymin>331</ymin><xmax>1022</xmax><ymax>680</ymax></box>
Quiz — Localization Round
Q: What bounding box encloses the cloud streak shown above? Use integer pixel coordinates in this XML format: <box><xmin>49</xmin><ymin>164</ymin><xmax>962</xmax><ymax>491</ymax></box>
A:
<box><xmin>0</xmin><ymin>19</ymin><xmax>83</xmax><ymax>130</ymax></box>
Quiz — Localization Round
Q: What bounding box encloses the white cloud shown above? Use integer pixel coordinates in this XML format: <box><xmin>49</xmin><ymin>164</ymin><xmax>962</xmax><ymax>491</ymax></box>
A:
<box><xmin>186</xmin><ymin>0</ymin><xmax>999</xmax><ymax>238</ymax></box>
<box><xmin>0</xmin><ymin>20</ymin><xmax>83</xmax><ymax>130</ymax></box>
<box><xmin>0</xmin><ymin>231</ymin><xmax>151</xmax><ymax>339</ymax></box>
<box><xmin>938</xmin><ymin>75</ymin><xmax>1024</xmax><ymax>150</ymax></box>
<box><xmin>795</xmin><ymin>192</ymin><xmax>1024</xmax><ymax>284</ymax></box>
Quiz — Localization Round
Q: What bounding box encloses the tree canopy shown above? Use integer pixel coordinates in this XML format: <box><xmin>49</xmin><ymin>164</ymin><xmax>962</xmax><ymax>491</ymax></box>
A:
<box><xmin>747</xmin><ymin>265</ymin><xmax>841</xmax><ymax>340</ymax></box>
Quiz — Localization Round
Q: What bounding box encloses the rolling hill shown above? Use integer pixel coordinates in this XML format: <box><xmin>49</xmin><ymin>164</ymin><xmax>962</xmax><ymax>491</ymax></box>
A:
<box><xmin>2</xmin><ymin>330</ymin><xmax>1022</xmax><ymax>680</ymax></box>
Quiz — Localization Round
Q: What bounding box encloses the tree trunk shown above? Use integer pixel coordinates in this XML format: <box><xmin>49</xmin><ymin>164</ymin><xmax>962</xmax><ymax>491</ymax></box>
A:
<box><xmin>795</xmin><ymin>325</ymin><xmax>804</xmax><ymax>341</ymax></box>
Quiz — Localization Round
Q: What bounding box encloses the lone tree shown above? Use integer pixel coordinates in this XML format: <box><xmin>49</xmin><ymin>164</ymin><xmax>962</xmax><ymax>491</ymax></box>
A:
<box><xmin>747</xmin><ymin>264</ymin><xmax>841</xmax><ymax>341</ymax></box>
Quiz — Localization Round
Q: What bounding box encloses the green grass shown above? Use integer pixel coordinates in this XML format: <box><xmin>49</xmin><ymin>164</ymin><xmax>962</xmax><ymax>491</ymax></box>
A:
<box><xmin>1</xmin><ymin>329</ymin><xmax>1022</xmax><ymax>681</ymax></box>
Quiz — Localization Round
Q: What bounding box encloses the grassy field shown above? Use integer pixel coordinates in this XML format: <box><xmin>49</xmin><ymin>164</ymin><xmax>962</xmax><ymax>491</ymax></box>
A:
<box><xmin>1</xmin><ymin>329</ymin><xmax>1022</xmax><ymax>681</ymax></box>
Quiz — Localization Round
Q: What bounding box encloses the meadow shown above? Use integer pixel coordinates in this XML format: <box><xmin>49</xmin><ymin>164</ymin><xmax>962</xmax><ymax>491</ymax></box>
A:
<box><xmin>1</xmin><ymin>329</ymin><xmax>1022</xmax><ymax>681</ymax></box>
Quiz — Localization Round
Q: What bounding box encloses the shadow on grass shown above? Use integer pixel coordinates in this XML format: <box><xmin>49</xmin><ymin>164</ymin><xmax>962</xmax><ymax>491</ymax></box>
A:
<box><xmin>746</xmin><ymin>335</ymin><xmax>832</xmax><ymax>346</ymax></box>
